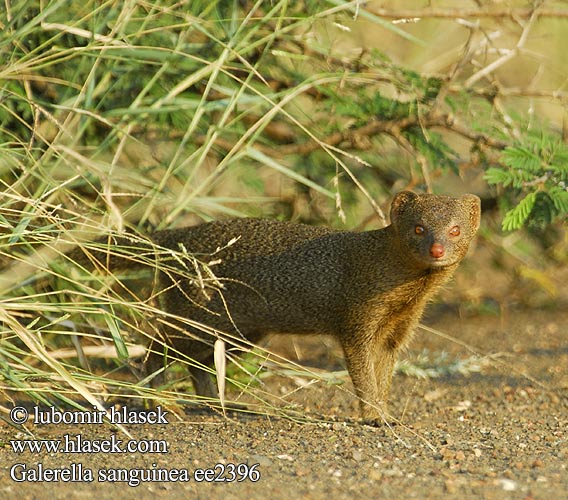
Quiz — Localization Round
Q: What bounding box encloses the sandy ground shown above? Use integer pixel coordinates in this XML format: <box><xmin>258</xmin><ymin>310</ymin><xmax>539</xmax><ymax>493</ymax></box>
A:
<box><xmin>1</xmin><ymin>305</ymin><xmax>566</xmax><ymax>499</ymax></box>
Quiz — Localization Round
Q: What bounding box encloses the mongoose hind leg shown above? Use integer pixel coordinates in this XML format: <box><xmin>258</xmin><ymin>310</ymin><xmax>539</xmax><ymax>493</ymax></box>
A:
<box><xmin>176</xmin><ymin>338</ymin><xmax>218</xmax><ymax>399</ymax></box>
<box><xmin>145</xmin><ymin>324</ymin><xmax>219</xmax><ymax>399</ymax></box>
<box><xmin>149</xmin><ymin>321</ymin><xmax>265</xmax><ymax>402</ymax></box>
<box><xmin>188</xmin><ymin>362</ymin><xmax>217</xmax><ymax>399</ymax></box>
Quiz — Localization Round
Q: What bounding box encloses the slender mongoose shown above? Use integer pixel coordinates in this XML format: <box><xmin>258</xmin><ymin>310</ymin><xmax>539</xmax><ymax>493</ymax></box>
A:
<box><xmin>74</xmin><ymin>191</ymin><xmax>481</xmax><ymax>422</ymax></box>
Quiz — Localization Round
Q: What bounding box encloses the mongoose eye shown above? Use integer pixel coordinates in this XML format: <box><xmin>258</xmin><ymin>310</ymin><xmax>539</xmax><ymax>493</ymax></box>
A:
<box><xmin>415</xmin><ymin>225</ymin><xmax>425</xmax><ymax>235</ymax></box>
<box><xmin>449</xmin><ymin>225</ymin><xmax>461</xmax><ymax>237</ymax></box>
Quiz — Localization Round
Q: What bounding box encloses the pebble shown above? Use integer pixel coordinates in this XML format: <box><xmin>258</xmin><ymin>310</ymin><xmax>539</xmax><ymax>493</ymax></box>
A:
<box><xmin>368</xmin><ymin>469</ymin><xmax>382</xmax><ymax>481</ymax></box>
<box><xmin>445</xmin><ymin>479</ymin><xmax>457</xmax><ymax>493</ymax></box>
<box><xmin>498</xmin><ymin>478</ymin><xmax>517</xmax><ymax>491</ymax></box>
<box><xmin>549</xmin><ymin>393</ymin><xmax>560</xmax><ymax>404</ymax></box>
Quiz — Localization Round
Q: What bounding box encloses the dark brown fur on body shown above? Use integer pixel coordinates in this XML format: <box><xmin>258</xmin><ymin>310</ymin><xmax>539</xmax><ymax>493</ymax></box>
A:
<box><xmin>76</xmin><ymin>191</ymin><xmax>481</xmax><ymax>422</ymax></box>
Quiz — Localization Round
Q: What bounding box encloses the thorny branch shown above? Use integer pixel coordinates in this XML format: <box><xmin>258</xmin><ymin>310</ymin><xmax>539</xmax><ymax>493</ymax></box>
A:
<box><xmin>201</xmin><ymin>4</ymin><xmax>559</xmax><ymax>172</ymax></box>
<box><xmin>198</xmin><ymin>110</ymin><xmax>508</xmax><ymax>158</ymax></box>
<box><xmin>464</xmin><ymin>7</ymin><xmax>540</xmax><ymax>88</ymax></box>
<box><xmin>367</xmin><ymin>6</ymin><xmax>568</xmax><ymax>19</ymax></box>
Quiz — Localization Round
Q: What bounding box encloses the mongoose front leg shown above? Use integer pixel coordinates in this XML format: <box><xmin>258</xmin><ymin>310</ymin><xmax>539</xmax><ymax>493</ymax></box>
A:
<box><xmin>341</xmin><ymin>334</ymin><xmax>390</xmax><ymax>424</ymax></box>
<box><xmin>371</xmin><ymin>318</ymin><xmax>420</xmax><ymax>423</ymax></box>
<box><xmin>371</xmin><ymin>344</ymin><xmax>398</xmax><ymax>422</ymax></box>
<box><xmin>341</xmin><ymin>322</ymin><xmax>409</xmax><ymax>425</ymax></box>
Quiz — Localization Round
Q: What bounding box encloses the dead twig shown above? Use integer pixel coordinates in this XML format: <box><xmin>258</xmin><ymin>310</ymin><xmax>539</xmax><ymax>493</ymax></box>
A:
<box><xmin>198</xmin><ymin>110</ymin><xmax>508</xmax><ymax>158</ymax></box>
<box><xmin>367</xmin><ymin>6</ymin><xmax>568</xmax><ymax>20</ymax></box>
<box><xmin>465</xmin><ymin>7</ymin><xmax>540</xmax><ymax>88</ymax></box>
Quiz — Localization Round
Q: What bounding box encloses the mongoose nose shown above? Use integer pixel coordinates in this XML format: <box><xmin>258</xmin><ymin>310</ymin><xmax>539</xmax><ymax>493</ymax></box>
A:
<box><xmin>429</xmin><ymin>243</ymin><xmax>445</xmax><ymax>259</ymax></box>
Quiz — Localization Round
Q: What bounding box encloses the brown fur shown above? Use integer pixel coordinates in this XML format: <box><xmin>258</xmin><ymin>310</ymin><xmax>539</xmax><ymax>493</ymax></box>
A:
<box><xmin>74</xmin><ymin>191</ymin><xmax>481</xmax><ymax>421</ymax></box>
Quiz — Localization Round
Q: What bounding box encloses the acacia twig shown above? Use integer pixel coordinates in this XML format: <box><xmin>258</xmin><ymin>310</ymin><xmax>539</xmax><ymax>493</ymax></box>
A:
<box><xmin>465</xmin><ymin>7</ymin><xmax>540</xmax><ymax>88</ymax></box>
<box><xmin>367</xmin><ymin>6</ymin><xmax>568</xmax><ymax>19</ymax></box>
<box><xmin>199</xmin><ymin>110</ymin><xmax>508</xmax><ymax>158</ymax></box>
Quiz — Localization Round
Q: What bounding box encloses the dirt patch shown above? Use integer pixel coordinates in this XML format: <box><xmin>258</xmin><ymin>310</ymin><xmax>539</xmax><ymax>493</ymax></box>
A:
<box><xmin>1</xmin><ymin>309</ymin><xmax>566</xmax><ymax>499</ymax></box>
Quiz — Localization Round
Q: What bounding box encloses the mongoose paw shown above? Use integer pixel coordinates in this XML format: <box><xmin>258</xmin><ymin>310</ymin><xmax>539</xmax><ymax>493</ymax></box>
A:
<box><xmin>360</xmin><ymin>416</ymin><xmax>398</xmax><ymax>427</ymax></box>
<box><xmin>182</xmin><ymin>399</ymin><xmax>250</xmax><ymax>416</ymax></box>
<box><xmin>220</xmin><ymin>401</ymin><xmax>250</xmax><ymax>412</ymax></box>
<box><xmin>359</xmin><ymin>405</ymin><xmax>398</xmax><ymax>427</ymax></box>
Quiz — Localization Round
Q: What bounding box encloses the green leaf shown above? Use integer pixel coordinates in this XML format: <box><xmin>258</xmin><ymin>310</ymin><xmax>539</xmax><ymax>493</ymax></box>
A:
<box><xmin>502</xmin><ymin>192</ymin><xmax>537</xmax><ymax>231</ymax></box>
<box><xmin>501</xmin><ymin>146</ymin><xmax>542</xmax><ymax>173</ymax></box>
<box><xmin>9</xmin><ymin>215</ymin><xmax>33</xmax><ymax>244</ymax></box>
<box><xmin>246</xmin><ymin>148</ymin><xmax>335</xmax><ymax>199</ymax></box>
<box><xmin>484</xmin><ymin>167</ymin><xmax>511</xmax><ymax>186</ymax></box>
<box><xmin>104</xmin><ymin>309</ymin><xmax>129</xmax><ymax>362</ymax></box>
<box><xmin>547</xmin><ymin>187</ymin><xmax>568</xmax><ymax>214</ymax></box>
<box><xmin>510</xmin><ymin>169</ymin><xmax>535</xmax><ymax>188</ymax></box>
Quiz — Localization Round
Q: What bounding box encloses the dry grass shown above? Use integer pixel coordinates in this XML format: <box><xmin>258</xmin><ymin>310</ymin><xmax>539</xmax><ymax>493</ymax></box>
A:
<box><xmin>0</xmin><ymin>1</ymin><xmax>565</xmax><ymax>422</ymax></box>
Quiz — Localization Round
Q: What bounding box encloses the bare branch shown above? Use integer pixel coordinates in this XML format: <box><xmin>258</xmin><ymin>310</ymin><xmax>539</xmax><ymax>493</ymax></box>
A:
<box><xmin>197</xmin><ymin>110</ymin><xmax>508</xmax><ymax>159</ymax></box>
<box><xmin>448</xmin><ymin>85</ymin><xmax>568</xmax><ymax>101</ymax></box>
<box><xmin>389</xmin><ymin>125</ymin><xmax>433</xmax><ymax>193</ymax></box>
<box><xmin>366</xmin><ymin>7</ymin><xmax>568</xmax><ymax>19</ymax></box>
<box><xmin>465</xmin><ymin>8</ymin><xmax>540</xmax><ymax>88</ymax></box>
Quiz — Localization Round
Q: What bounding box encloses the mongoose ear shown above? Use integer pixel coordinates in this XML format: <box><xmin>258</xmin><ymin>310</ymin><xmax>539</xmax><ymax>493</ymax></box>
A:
<box><xmin>390</xmin><ymin>191</ymin><xmax>417</xmax><ymax>224</ymax></box>
<box><xmin>460</xmin><ymin>194</ymin><xmax>481</xmax><ymax>233</ymax></box>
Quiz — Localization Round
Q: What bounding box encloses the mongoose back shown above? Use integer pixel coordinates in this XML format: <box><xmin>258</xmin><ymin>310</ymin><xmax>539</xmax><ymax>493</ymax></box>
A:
<box><xmin>77</xmin><ymin>191</ymin><xmax>481</xmax><ymax>422</ymax></box>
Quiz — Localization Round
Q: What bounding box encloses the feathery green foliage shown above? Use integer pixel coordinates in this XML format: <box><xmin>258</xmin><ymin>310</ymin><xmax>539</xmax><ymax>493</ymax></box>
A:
<box><xmin>485</xmin><ymin>134</ymin><xmax>568</xmax><ymax>230</ymax></box>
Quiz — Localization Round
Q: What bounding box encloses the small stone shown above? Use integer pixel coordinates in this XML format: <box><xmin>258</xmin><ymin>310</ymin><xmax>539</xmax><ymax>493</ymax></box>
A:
<box><xmin>441</xmin><ymin>435</ymin><xmax>454</xmax><ymax>446</ymax></box>
<box><xmin>382</xmin><ymin>467</ymin><xmax>403</xmax><ymax>477</ymax></box>
<box><xmin>368</xmin><ymin>469</ymin><xmax>382</xmax><ymax>481</ymax></box>
<box><xmin>328</xmin><ymin>468</ymin><xmax>342</xmax><ymax>478</ymax></box>
<box><xmin>295</xmin><ymin>467</ymin><xmax>309</xmax><ymax>477</ymax></box>
<box><xmin>424</xmin><ymin>389</ymin><xmax>446</xmax><ymax>402</ymax></box>
<box><xmin>445</xmin><ymin>479</ymin><xmax>457</xmax><ymax>493</ymax></box>
<box><xmin>549</xmin><ymin>393</ymin><xmax>560</xmax><ymax>404</ymax></box>
<box><xmin>498</xmin><ymin>478</ymin><xmax>517</xmax><ymax>491</ymax></box>
<box><xmin>454</xmin><ymin>400</ymin><xmax>472</xmax><ymax>411</ymax></box>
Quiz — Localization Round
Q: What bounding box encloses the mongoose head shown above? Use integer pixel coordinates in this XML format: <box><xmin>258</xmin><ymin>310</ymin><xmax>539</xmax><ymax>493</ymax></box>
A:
<box><xmin>390</xmin><ymin>191</ymin><xmax>481</xmax><ymax>269</ymax></box>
